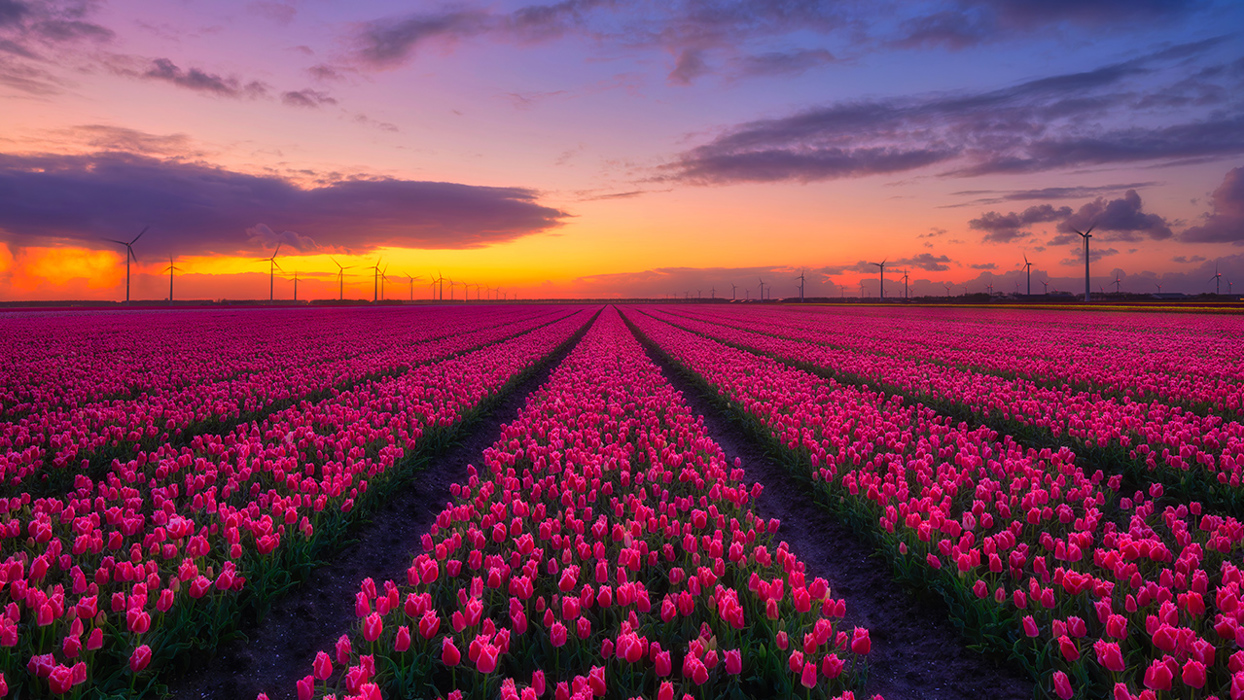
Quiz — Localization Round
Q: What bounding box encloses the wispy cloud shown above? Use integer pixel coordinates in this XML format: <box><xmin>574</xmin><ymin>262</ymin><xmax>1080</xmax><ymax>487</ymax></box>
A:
<box><xmin>142</xmin><ymin>58</ymin><xmax>269</xmax><ymax>98</ymax></box>
<box><xmin>669</xmin><ymin>40</ymin><xmax>1244</xmax><ymax>184</ymax></box>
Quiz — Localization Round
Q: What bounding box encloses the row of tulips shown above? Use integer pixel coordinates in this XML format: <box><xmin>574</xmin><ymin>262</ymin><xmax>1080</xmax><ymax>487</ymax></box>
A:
<box><xmin>625</xmin><ymin>307</ymin><xmax>1244</xmax><ymax>699</ymax></box>
<box><xmin>0</xmin><ymin>308</ymin><xmax>594</xmax><ymax>697</ymax></box>
<box><xmin>672</xmin><ymin>306</ymin><xmax>1244</xmax><ymax>419</ymax></box>
<box><xmin>643</xmin><ymin>306</ymin><xmax>1244</xmax><ymax>510</ymax></box>
<box><xmin>0</xmin><ymin>307</ymin><xmax>564</xmax><ymax>492</ymax></box>
<box><xmin>0</xmin><ymin>307</ymin><xmax>503</xmax><ymax>421</ymax></box>
<box><xmin>275</xmin><ymin>308</ymin><xmax>876</xmax><ymax>700</ymax></box>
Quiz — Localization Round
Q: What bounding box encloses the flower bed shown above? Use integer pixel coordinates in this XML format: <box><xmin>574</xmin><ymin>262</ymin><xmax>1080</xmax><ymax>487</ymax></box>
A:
<box><xmin>277</xmin><ymin>308</ymin><xmax>874</xmax><ymax>700</ymax></box>
<box><xmin>0</xmin><ymin>307</ymin><xmax>594</xmax><ymax>697</ymax></box>
<box><xmin>627</xmin><ymin>307</ymin><xmax>1244</xmax><ymax>700</ymax></box>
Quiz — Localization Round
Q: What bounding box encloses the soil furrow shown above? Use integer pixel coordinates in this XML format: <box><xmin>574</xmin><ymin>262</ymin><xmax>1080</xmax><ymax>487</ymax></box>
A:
<box><xmin>627</xmin><ymin>312</ymin><xmax>1034</xmax><ymax>700</ymax></box>
<box><xmin>164</xmin><ymin>315</ymin><xmax>593</xmax><ymax>700</ymax></box>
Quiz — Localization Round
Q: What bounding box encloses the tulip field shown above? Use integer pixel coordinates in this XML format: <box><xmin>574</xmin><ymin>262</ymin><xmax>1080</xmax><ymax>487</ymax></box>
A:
<box><xmin>1</xmin><ymin>303</ymin><xmax>1242</xmax><ymax>699</ymax></box>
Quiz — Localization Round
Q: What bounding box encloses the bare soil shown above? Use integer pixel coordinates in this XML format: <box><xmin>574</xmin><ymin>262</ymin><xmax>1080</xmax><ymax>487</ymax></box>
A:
<box><xmin>635</xmin><ymin>335</ymin><xmax>1035</xmax><ymax>700</ymax></box>
<box><xmin>163</xmin><ymin>333</ymin><xmax>583</xmax><ymax>700</ymax></box>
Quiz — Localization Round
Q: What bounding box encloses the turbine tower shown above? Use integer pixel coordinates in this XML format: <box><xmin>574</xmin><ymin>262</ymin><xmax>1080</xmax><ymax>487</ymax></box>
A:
<box><xmin>1113</xmin><ymin>272</ymin><xmax>1123</xmax><ymax>294</ymax></box>
<box><xmin>331</xmin><ymin>257</ymin><xmax>354</xmax><ymax>301</ymax></box>
<box><xmin>901</xmin><ymin>269</ymin><xmax>910</xmax><ymax>299</ymax></box>
<box><xmin>260</xmin><ymin>243</ymin><xmax>283</xmax><ymax>303</ymax></box>
<box><xmin>1210</xmin><ymin>261</ymin><xmax>1223</xmax><ymax>294</ymax></box>
<box><xmin>730</xmin><ymin>283</ymin><xmax>737</xmax><ymax>301</ymax></box>
<box><xmin>795</xmin><ymin>270</ymin><xmax>806</xmax><ymax>302</ymax></box>
<box><xmin>1072</xmin><ymin>224</ymin><xmax>1096</xmax><ymax>302</ymax></box>
<box><xmin>162</xmin><ymin>254</ymin><xmax>181</xmax><ymax>306</ymax></box>
<box><xmin>1022</xmin><ymin>254</ymin><xmax>1033</xmax><ymax>296</ymax></box>
<box><xmin>1041</xmin><ymin>279</ymin><xmax>1050</xmax><ymax>294</ymax></box>
<box><xmin>757</xmin><ymin>277</ymin><xmax>765</xmax><ymax>301</ymax></box>
<box><xmin>104</xmin><ymin>226</ymin><xmax>147</xmax><ymax>305</ymax></box>
<box><xmin>943</xmin><ymin>282</ymin><xmax>952</xmax><ymax>298</ymax></box>
<box><xmin>370</xmin><ymin>257</ymin><xmax>382</xmax><ymax>302</ymax></box>
<box><xmin>292</xmin><ymin>271</ymin><xmax>299</xmax><ymax>302</ymax></box>
<box><xmin>870</xmin><ymin>259</ymin><xmax>887</xmax><ymax>300</ymax></box>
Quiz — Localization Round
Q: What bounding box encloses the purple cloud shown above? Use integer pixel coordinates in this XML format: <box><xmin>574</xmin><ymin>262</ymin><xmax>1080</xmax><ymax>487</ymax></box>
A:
<box><xmin>0</xmin><ymin>151</ymin><xmax>569</xmax><ymax>257</ymax></box>
<box><xmin>144</xmin><ymin>58</ymin><xmax>269</xmax><ymax>98</ymax></box>
<box><xmin>1056</xmin><ymin>189</ymin><xmax>1173</xmax><ymax>241</ymax></box>
<box><xmin>970</xmin><ymin>203</ymin><xmax>1072</xmax><ymax>243</ymax></box>
<box><xmin>1182</xmin><ymin>167</ymin><xmax>1244</xmax><ymax>244</ymax></box>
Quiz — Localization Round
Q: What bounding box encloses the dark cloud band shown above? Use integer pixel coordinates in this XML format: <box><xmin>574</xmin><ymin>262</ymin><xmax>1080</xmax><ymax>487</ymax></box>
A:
<box><xmin>0</xmin><ymin>152</ymin><xmax>568</xmax><ymax>256</ymax></box>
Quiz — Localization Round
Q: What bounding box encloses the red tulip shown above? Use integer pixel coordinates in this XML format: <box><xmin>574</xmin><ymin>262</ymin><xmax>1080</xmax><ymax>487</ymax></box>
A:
<box><xmin>550</xmin><ymin>621</ymin><xmax>567</xmax><ymax>648</ymax></box>
<box><xmin>442</xmin><ymin>637</ymin><xmax>461</xmax><ymax>666</ymax></box>
<box><xmin>1052</xmin><ymin>671</ymin><xmax>1072</xmax><ymax>700</ymax></box>
<box><xmin>419</xmin><ymin>611</ymin><xmax>440</xmax><ymax>639</ymax></box>
<box><xmin>363</xmin><ymin>613</ymin><xmax>382</xmax><ymax>642</ymax></box>
<box><xmin>851</xmin><ymin>627</ymin><xmax>871</xmax><ymax>655</ymax></box>
<box><xmin>1144</xmin><ymin>658</ymin><xmax>1172</xmax><ymax>691</ymax></box>
<box><xmin>395</xmin><ymin>625</ymin><xmax>411</xmax><ymax>652</ymax></box>
<box><xmin>655</xmin><ymin>650</ymin><xmax>672</xmax><ymax>676</ymax></box>
<box><xmin>313</xmin><ymin>651</ymin><xmax>332</xmax><ymax>680</ymax></box>
<box><xmin>129</xmin><ymin>644</ymin><xmax>151</xmax><ymax>673</ymax></box>
<box><xmin>336</xmin><ymin>634</ymin><xmax>352</xmax><ymax>665</ymax></box>
<box><xmin>1093</xmin><ymin>640</ymin><xmax>1125</xmax><ymax>673</ymax></box>
<box><xmin>1183</xmin><ymin>659</ymin><xmax>1207</xmax><ymax>689</ymax></box>
<box><xmin>297</xmin><ymin>674</ymin><xmax>314</xmax><ymax>700</ymax></box>
<box><xmin>725</xmin><ymin>649</ymin><xmax>741</xmax><ymax>675</ymax></box>
<box><xmin>476</xmin><ymin>643</ymin><xmax>498</xmax><ymax>673</ymax></box>
<box><xmin>49</xmin><ymin>665</ymin><xmax>73</xmax><ymax>694</ymax></box>
<box><xmin>800</xmin><ymin>660</ymin><xmax>817</xmax><ymax>689</ymax></box>
<box><xmin>822</xmin><ymin>654</ymin><xmax>844</xmax><ymax>679</ymax></box>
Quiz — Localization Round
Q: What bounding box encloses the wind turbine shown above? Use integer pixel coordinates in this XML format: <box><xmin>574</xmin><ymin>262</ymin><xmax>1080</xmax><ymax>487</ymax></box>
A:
<box><xmin>1113</xmin><ymin>272</ymin><xmax>1123</xmax><ymax>294</ymax></box>
<box><xmin>369</xmin><ymin>258</ymin><xmax>383</xmax><ymax>302</ymax></box>
<box><xmin>404</xmin><ymin>273</ymin><xmax>422</xmax><ymax>301</ymax></box>
<box><xmin>710</xmin><ymin>286</ymin><xmax>716</xmax><ymax>299</ymax></box>
<box><xmin>1041</xmin><ymin>279</ymin><xmax>1051</xmax><ymax>294</ymax></box>
<box><xmin>380</xmin><ymin>264</ymin><xmax>393</xmax><ymax>301</ymax></box>
<box><xmin>757</xmin><ymin>277</ymin><xmax>765</xmax><ymax>301</ymax></box>
<box><xmin>1072</xmin><ymin>224</ymin><xmax>1096</xmax><ymax>302</ymax></box>
<box><xmin>104</xmin><ymin>226</ymin><xmax>147</xmax><ymax>305</ymax></box>
<box><xmin>292</xmin><ymin>271</ymin><xmax>299</xmax><ymax>302</ymax></box>
<box><xmin>162</xmin><ymin>254</ymin><xmax>181</xmax><ymax>306</ymax></box>
<box><xmin>259</xmin><ymin>243</ymin><xmax>283</xmax><ymax>303</ymax></box>
<box><xmin>859</xmin><ymin>280</ymin><xmax>866</xmax><ymax>299</ymax></box>
<box><xmin>870</xmin><ymin>259</ymin><xmax>887</xmax><ymax>300</ymax></box>
<box><xmin>730</xmin><ymin>283</ymin><xmax>738</xmax><ymax>301</ymax></box>
<box><xmin>795</xmin><ymin>270</ymin><xmax>806</xmax><ymax>302</ymax></box>
<box><xmin>943</xmin><ymin>282</ymin><xmax>953</xmax><ymax>298</ymax></box>
<box><xmin>331</xmin><ymin>257</ymin><xmax>354</xmax><ymax>301</ymax></box>
<box><xmin>1155</xmin><ymin>282</ymin><xmax>1163</xmax><ymax>294</ymax></box>
<box><xmin>901</xmin><ymin>269</ymin><xmax>910</xmax><ymax>300</ymax></box>
<box><xmin>986</xmin><ymin>282</ymin><xmax>994</xmax><ymax>295</ymax></box>
<box><xmin>1022</xmin><ymin>254</ymin><xmax>1033</xmax><ymax>296</ymax></box>
<box><xmin>1210</xmin><ymin>261</ymin><xmax>1223</xmax><ymax>294</ymax></box>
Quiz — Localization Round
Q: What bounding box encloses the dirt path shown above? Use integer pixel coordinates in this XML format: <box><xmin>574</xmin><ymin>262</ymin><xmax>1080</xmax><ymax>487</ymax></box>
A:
<box><xmin>633</xmin><ymin>333</ymin><xmax>1034</xmax><ymax>700</ymax></box>
<box><xmin>164</xmin><ymin>330</ymin><xmax>586</xmax><ymax>700</ymax></box>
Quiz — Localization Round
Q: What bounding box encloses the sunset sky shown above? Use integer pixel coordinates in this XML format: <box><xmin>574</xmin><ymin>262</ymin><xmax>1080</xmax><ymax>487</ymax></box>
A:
<box><xmin>1</xmin><ymin>0</ymin><xmax>1243</xmax><ymax>301</ymax></box>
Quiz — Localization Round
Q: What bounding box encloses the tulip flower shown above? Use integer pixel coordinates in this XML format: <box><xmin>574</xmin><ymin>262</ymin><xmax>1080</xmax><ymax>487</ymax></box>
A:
<box><xmin>129</xmin><ymin>645</ymin><xmax>152</xmax><ymax>673</ymax></box>
<box><xmin>442</xmin><ymin>637</ymin><xmax>461</xmax><ymax>667</ymax></box>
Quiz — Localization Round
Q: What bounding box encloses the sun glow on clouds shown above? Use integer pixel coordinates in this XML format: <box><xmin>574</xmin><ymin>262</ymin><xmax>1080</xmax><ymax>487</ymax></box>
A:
<box><xmin>2</xmin><ymin>246</ymin><xmax>123</xmax><ymax>293</ymax></box>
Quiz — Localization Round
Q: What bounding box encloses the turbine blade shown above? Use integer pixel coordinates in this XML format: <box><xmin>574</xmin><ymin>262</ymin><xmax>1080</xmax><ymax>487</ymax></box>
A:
<box><xmin>129</xmin><ymin>247</ymin><xmax>138</xmax><ymax>263</ymax></box>
<box><xmin>131</xmin><ymin>226</ymin><xmax>149</xmax><ymax>244</ymax></box>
